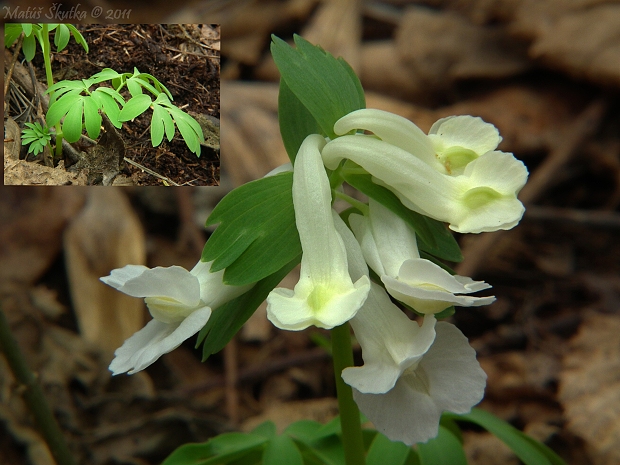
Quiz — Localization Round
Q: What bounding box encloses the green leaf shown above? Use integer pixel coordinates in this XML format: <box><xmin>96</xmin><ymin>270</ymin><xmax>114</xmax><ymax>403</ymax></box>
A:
<box><xmin>172</xmin><ymin>111</ymin><xmax>201</xmax><ymax>155</ymax></box>
<box><xmin>278</xmin><ymin>77</ymin><xmax>322</xmax><ymax>163</ymax></box>
<box><xmin>417</xmin><ymin>425</ymin><xmax>467</xmax><ymax>465</ymax></box>
<box><xmin>263</xmin><ymin>435</ymin><xmax>304</xmax><ymax>465</ymax></box>
<box><xmin>65</xmin><ymin>24</ymin><xmax>88</xmax><ymax>53</ymax></box>
<box><xmin>90</xmin><ymin>68</ymin><xmax>122</xmax><ymax>84</ymax></box>
<box><xmin>284</xmin><ymin>421</ymin><xmax>323</xmax><ymax>443</ymax></box>
<box><xmin>126</xmin><ymin>77</ymin><xmax>143</xmax><ymax>97</ymax></box>
<box><xmin>5</xmin><ymin>24</ymin><xmax>24</xmax><ymax>48</ymax></box>
<box><xmin>270</xmin><ymin>34</ymin><xmax>365</xmax><ymax>140</ymax></box>
<box><xmin>118</xmin><ymin>94</ymin><xmax>152</xmax><ymax>121</ymax></box>
<box><xmin>22</xmin><ymin>23</ymin><xmax>33</xmax><ymax>37</ymax></box>
<box><xmin>198</xmin><ymin>255</ymin><xmax>299</xmax><ymax>361</ymax></box>
<box><xmin>161</xmin><ymin>433</ymin><xmax>268</xmax><ymax>465</ymax></box>
<box><xmin>292</xmin><ymin>435</ymin><xmax>346</xmax><ymax>465</ymax></box>
<box><xmin>90</xmin><ymin>88</ymin><xmax>122</xmax><ymax>128</ymax></box>
<box><xmin>62</xmin><ymin>97</ymin><xmax>85</xmax><ymax>142</ymax></box>
<box><xmin>366</xmin><ymin>433</ymin><xmax>411</xmax><ymax>465</ymax></box>
<box><xmin>203</xmin><ymin>172</ymin><xmax>301</xmax><ymax>285</ymax></box>
<box><xmin>342</xmin><ymin>170</ymin><xmax>463</xmax><ymax>262</ymax></box>
<box><xmin>22</xmin><ymin>33</ymin><xmax>36</xmax><ymax>61</ymax></box>
<box><xmin>151</xmin><ymin>104</ymin><xmax>166</xmax><ymax>146</ymax></box>
<box><xmin>54</xmin><ymin>24</ymin><xmax>70</xmax><ymax>52</ymax></box>
<box><xmin>168</xmin><ymin>105</ymin><xmax>205</xmax><ymax>155</ymax></box>
<box><xmin>447</xmin><ymin>409</ymin><xmax>566</xmax><ymax>465</ymax></box>
<box><xmin>83</xmin><ymin>96</ymin><xmax>102</xmax><ymax>139</ymax></box>
<box><xmin>251</xmin><ymin>421</ymin><xmax>277</xmax><ymax>440</ymax></box>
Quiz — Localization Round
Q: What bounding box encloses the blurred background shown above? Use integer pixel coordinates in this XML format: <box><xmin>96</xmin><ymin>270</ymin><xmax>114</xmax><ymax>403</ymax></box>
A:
<box><xmin>2</xmin><ymin>1</ymin><xmax>620</xmax><ymax>464</ymax></box>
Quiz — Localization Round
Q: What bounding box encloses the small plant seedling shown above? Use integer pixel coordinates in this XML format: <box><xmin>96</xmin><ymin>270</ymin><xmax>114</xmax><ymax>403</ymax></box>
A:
<box><xmin>21</xmin><ymin>122</ymin><xmax>51</xmax><ymax>156</ymax></box>
<box><xmin>46</xmin><ymin>68</ymin><xmax>205</xmax><ymax>155</ymax></box>
<box><xmin>5</xmin><ymin>24</ymin><xmax>206</xmax><ymax>163</ymax></box>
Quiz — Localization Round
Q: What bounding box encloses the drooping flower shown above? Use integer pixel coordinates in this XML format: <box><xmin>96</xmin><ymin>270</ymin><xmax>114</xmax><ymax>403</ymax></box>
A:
<box><xmin>346</xmin><ymin>314</ymin><xmax>487</xmax><ymax>445</ymax></box>
<box><xmin>321</xmin><ymin>109</ymin><xmax>528</xmax><ymax>233</ymax></box>
<box><xmin>266</xmin><ymin>134</ymin><xmax>370</xmax><ymax>331</ymax></box>
<box><xmin>334</xmin><ymin>211</ymin><xmax>487</xmax><ymax>445</ymax></box>
<box><xmin>349</xmin><ymin>199</ymin><xmax>495</xmax><ymax>314</ymax></box>
<box><xmin>100</xmin><ymin>260</ymin><xmax>252</xmax><ymax>374</ymax></box>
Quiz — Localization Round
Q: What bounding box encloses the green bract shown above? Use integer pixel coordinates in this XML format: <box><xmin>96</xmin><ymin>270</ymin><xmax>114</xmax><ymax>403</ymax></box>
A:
<box><xmin>271</xmin><ymin>34</ymin><xmax>365</xmax><ymax>160</ymax></box>
<box><xmin>202</xmin><ymin>171</ymin><xmax>301</xmax><ymax>285</ymax></box>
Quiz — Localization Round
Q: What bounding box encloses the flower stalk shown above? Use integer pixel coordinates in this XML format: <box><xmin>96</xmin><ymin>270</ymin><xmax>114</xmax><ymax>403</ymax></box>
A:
<box><xmin>331</xmin><ymin>323</ymin><xmax>366</xmax><ymax>465</ymax></box>
<box><xmin>0</xmin><ymin>304</ymin><xmax>76</xmax><ymax>465</ymax></box>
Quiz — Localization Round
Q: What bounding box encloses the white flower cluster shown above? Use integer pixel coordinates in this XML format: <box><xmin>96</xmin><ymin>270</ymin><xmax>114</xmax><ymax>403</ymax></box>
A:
<box><xmin>100</xmin><ymin>109</ymin><xmax>527</xmax><ymax>445</ymax></box>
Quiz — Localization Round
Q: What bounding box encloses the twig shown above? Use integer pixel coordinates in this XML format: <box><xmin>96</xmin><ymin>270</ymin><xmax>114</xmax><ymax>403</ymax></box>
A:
<box><xmin>123</xmin><ymin>156</ymin><xmax>181</xmax><ymax>186</ymax></box>
<box><xmin>456</xmin><ymin>99</ymin><xmax>607</xmax><ymax>277</ymax></box>
<box><xmin>4</xmin><ymin>33</ymin><xmax>24</xmax><ymax>99</ymax></box>
<box><xmin>525</xmin><ymin>205</ymin><xmax>620</xmax><ymax>229</ymax></box>
<box><xmin>0</xmin><ymin>304</ymin><xmax>77</xmax><ymax>465</ymax></box>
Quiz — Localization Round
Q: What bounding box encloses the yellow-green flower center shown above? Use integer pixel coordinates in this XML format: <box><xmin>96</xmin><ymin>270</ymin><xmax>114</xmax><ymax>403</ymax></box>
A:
<box><xmin>462</xmin><ymin>186</ymin><xmax>503</xmax><ymax>209</ymax></box>
<box><xmin>437</xmin><ymin>146</ymin><xmax>478</xmax><ymax>175</ymax></box>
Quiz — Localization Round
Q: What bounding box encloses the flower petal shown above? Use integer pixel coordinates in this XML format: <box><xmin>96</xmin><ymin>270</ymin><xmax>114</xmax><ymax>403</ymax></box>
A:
<box><xmin>428</xmin><ymin>115</ymin><xmax>501</xmax><ymax>158</ymax></box>
<box><xmin>323</xmin><ymin>135</ymin><xmax>456</xmax><ymax>222</ymax></box>
<box><xmin>266</xmin><ymin>134</ymin><xmax>370</xmax><ymax>330</ymax></box>
<box><xmin>352</xmin><ymin>322</ymin><xmax>486</xmax><ymax>445</ymax></box>
<box><xmin>343</xmin><ymin>283</ymin><xmax>436</xmax><ymax>394</ymax></box>
<box><xmin>109</xmin><ymin>306</ymin><xmax>212</xmax><ymax>375</ymax></box>
<box><xmin>101</xmin><ymin>264</ymin><xmax>200</xmax><ymax>307</ymax></box>
<box><xmin>190</xmin><ymin>260</ymin><xmax>253</xmax><ymax>308</ymax></box>
<box><xmin>334</xmin><ymin>109</ymin><xmax>441</xmax><ymax>171</ymax></box>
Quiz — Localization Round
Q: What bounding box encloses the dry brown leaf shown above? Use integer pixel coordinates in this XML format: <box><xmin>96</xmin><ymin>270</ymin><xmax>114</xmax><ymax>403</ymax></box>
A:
<box><xmin>395</xmin><ymin>7</ymin><xmax>529</xmax><ymax>95</ymax></box>
<box><xmin>302</xmin><ymin>0</ymin><xmax>362</xmax><ymax>72</ymax></box>
<box><xmin>559</xmin><ymin>312</ymin><xmax>620</xmax><ymax>465</ymax></box>
<box><xmin>0</xmin><ymin>187</ymin><xmax>86</xmax><ymax>292</ymax></box>
<box><xmin>63</xmin><ymin>189</ymin><xmax>146</xmax><ymax>353</ymax></box>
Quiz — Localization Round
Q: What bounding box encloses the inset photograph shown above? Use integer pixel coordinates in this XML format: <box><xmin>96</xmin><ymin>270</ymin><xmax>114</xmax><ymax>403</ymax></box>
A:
<box><xmin>4</xmin><ymin>23</ymin><xmax>220</xmax><ymax>186</ymax></box>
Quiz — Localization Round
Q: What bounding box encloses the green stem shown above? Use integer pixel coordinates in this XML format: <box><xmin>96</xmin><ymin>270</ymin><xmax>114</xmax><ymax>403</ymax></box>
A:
<box><xmin>334</xmin><ymin>191</ymin><xmax>369</xmax><ymax>215</ymax></box>
<box><xmin>40</xmin><ymin>24</ymin><xmax>63</xmax><ymax>159</ymax></box>
<box><xmin>332</xmin><ymin>323</ymin><xmax>366</xmax><ymax>465</ymax></box>
<box><xmin>0</xmin><ymin>305</ymin><xmax>77</xmax><ymax>465</ymax></box>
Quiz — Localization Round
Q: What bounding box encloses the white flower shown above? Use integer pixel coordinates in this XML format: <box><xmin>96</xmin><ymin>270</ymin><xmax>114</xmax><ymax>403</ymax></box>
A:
<box><xmin>333</xmin><ymin>199</ymin><xmax>487</xmax><ymax>445</ymax></box>
<box><xmin>349</xmin><ymin>199</ymin><xmax>495</xmax><ymax>314</ymax></box>
<box><xmin>101</xmin><ymin>261</ymin><xmax>251</xmax><ymax>374</ymax></box>
<box><xmin>321</xmin><ymin>109</ymin><xmax>528</xmax><ymax>233</ymax></box>
<box><xmin>266</xmin><ymin>134</ymin><xmax>370</xmax><ymax>331</ymax></box>
<box><xmin>346</xmin><ymin>313</ymin><xmax>487</xmax><ymax>445</ymax></box>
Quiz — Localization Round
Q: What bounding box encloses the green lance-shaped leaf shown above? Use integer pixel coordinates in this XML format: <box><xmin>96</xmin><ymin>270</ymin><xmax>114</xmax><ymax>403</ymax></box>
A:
<box><xmin>150</xmin><ymin>104</ymin><xmax>166</xmax><ymax>147</ymax></box>
<box><xmin>417</xmin><ymin>425</ymin><xmax>467</xmax><ymax>465</ymax></box>
<box><xmin>22</xmin><ymin>33</ymin><xmax>37</xmax><ymax>61</ymax></box>
<box><xmin>54</xmin><ymin>24</ymin><xmax>70</xmax><ymax>52</ymax></box>
<box><xmin>62</xmin><ymin>96</ymin><xmax>85</xmax><ymax>143</ymax></box>
<box><xmin>271</xmin><ymin>34</ymin><xmax>365</xmax><ymax>142</ymax></box>
<box><xmin>65</xmin><ymin>24</ymin><xmax>88</xmax><ymax>53</ymax></box>
<box><xmin>118</xmin><ymin>94</ymin><xmax>152</xmax><ymax>121</ymax></box>
<box><xmin>83</xmin><ymin>96</ymin><xmax>102</xmax><ymax>140</ymax></box>
<box><xmin>90</xmin><ymin>87</ymin><xmax>123</xmax><ymax>128</ymax></box>
<box><xmin>446</xmin><ymin>409</ymin><xmax>566</xmax><ymax>465</ymax></box>
<box><xmin>202</xmin><ymin>171</ymin><xmax>301</xmax><ymax>285</ymax></box>
<box><xmin>5</xmin><ymin>24</ymin><xmax>24</xmax><ymax>48</ymax></box>
<box><xmin>161</xmin><ymin>433</ymin><xmax>268</xmax><ymax>465</ymax></box>
<box><xmin>366</xmin><ymin>433</ymin><xmax>412</xmax><ymax>465</ymax></box>
<box><xmin>263</xmin><ymin>435</ymin><xmax>304</xmax><ymax>465</ymax></box>
<box><xmin>278</xmin><ymin>77</ymin><xmax>322</xmax><ymax>163</ymax></box>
